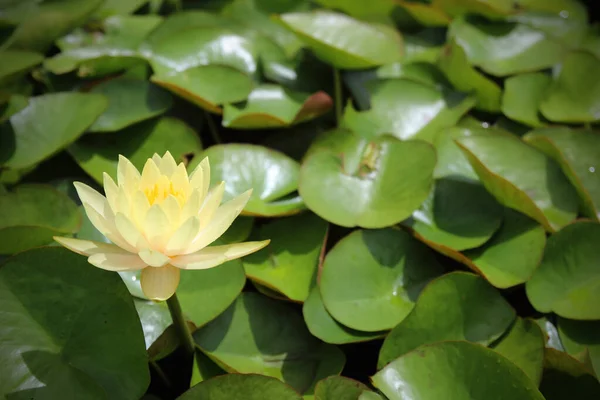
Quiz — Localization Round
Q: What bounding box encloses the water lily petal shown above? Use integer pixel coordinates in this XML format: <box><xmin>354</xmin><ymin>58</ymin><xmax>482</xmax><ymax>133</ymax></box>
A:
<box><xmin>138</xmin><ymin>249</ymin><xmax>170</xmax><ymax>267</ymax></box>
<box><xmin>54</xmin><ymin>236</ymin><xmax>146</xmax><ymax>271</ymax></box>
<box><xmin>181</xmin><ymin>189</ymin><xmax>201</xmax><ymax>222</ymax></box>
<box><xmin>144</xmin><ymin>204</ymin><xmax>171</xmax><ymax>250</ymax></box>
<box><xmin>189</xmin><ymin>157</ymin><xmax>210</xmax><ymax>202</ymax></box>
<box><xmin>115</xmin><ymin>212</ymin><xmax>149</xmax><ymax>249</ymax></box>
<box><xmin>161</xmin><ymin>195</ymin><xmax>181</xmax><ymax>227</ymax></box>
<box><xmin>152</xmin><ymin>153</ymin><xmax>162</xmax><ymax>169</ymax></box>
<box><xmin>170</xmin><ymin>163</ymin><xmax>190</xmax><ymax>200</ymax></box>
<box><xmin>54</xmin><ymin>236</ymin><xmax>124</xmax><ymax>256</ymax></box>
<box><xmin>158</xmin><ymin>151</ymin><xmax>177</xmax><ymax>177</ymax></box>
<box><xmin>103</xmin><ymin>172</ymin><xmax>119</xmax><ymax>212</ymax></box>
<box><xmin>74</xmin><ymin>182</ymin><xmax>106</xmax><ymax>215</ymax></box>
<box><xmin>198</xmin><ymin>181</ymin><xmax>225</xmax><ymax>231</ymax></box>
<box><xmin>117</xmin><ymin>155</ymin><xmax>141</xmax><ymax>187</ymax></box>
<box><xmin>166</xmin><ymin>216</ymin><xmax>200</xmax><ymax>255</ymax></box>
<box><xmin>131</xmin><ymin>190</ymin><xmax>151</xmax><ymax>228</ymax></box>
<box><xmin>140</xmin><ymin>158</ymin><xmax>161</xmax><ymax>192</ymax></box>
<box><xmin>171</xmin><ymin>240</ymin><xmax>270</xmax><ymax>270</ymax></box>
<box><xmin>141</xmin><ymin>264</ymin><xmax>180</xmax><ymax>301</ymax></box>
<box><xmin>83</xmin><ymin>206</ymin><xmax>136</xmax><ymax>252</ymax></box>
<box><xmin>184</xmin><ymin>189</ymin><xmax>252</xmax><ymax>254</ymax></box>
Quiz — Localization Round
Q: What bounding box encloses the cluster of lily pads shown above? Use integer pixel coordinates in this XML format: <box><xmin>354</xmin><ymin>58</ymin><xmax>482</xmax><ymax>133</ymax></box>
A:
<box><xmin>1</xmin><ymin>0</ymin><xmax>599</xmax><ymax>399</ymax></box>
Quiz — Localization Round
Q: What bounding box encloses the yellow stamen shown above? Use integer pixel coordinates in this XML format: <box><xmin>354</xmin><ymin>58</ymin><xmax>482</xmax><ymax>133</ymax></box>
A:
<box><xmin>144</xmin><ymin>175</ymin><xmax>186</xmax><ymax>206</ymax></box>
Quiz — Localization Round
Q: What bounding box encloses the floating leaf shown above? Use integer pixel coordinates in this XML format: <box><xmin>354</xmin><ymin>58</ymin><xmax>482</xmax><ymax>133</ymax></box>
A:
<box><xmin>0</xmin><ymin>50</ymin><xmax>43</xmax><ymax>85</ymax></box>
<box><xmin>0</xmin><ymin>185</ymin><xmax>81</xmax><ymax>254</ymax></box>
<box><xmin>88</xmin><ymin>77</ymin><xmax>173</xmax><ymax>132</ymax></box>
<box><xmin>243</xmin><ymin>213</ymin><xmax>327</xmax><ymax>302</ymax></box>
<box><xmin>313</xmin><ymin>376</ymin><xmax>372</xmax><ymax>400</ymax></box>
<box><xmin>438</xmin><ymin>40</ymin><xmax>502</xmax><ymax>112</ymax></box>
<box><xmin>373</xmin><ymin>341</ymin><xmax>545</xmax><ymax>400</ymax></box>
<box><xmin>449</xmin><ymin>15</ymin><xmax>565</xmax><ymax>77</ymax></box>
<box><xmin>539</xmin><ymin>51</ymin><xmax>600</xmax><ymax>123</ymax></box>
<box><xmin>222</xmin><ymin>85</ymin><xmax>332</xmax><ymax>129</ymax></box>
<box><xmin>69</xmin><ymin>117</ymin><xmax>202</xmax><ymax>184</ymax></box>
<box><xmin>303</xmin><ymin>287</ymin><xmax>386</xmax><ymax>345</ymax></box>
<box><xmin>404</xmin><ymin>177</ymin><xmax>503</xmax><ymax>251</ymax></box>
<box><xmin>133</xmin><ymin>298</ymin><xmax>171</xmax><ymax>350</ymax></box>
<box><xmin>436</xmin><ymin>0</ymin><xmax>514</xmax><ymax>18</ymax></box>
<box><xmin>526</xmin><ymin>221</ymin><xmax>600</xmax><ymax>320</ymax></box>
<box><xmin>199</xmin><ymin>144</ymin><xmax>304</xmax><ymax>217</ymax></box>
<box><xmin>378</xmin><ymin>272</ymin><xmax>515</xmax><ymax>368</ymax></box>
<box><xmin>299</xmin><ymin>129</ymin><xmax>436</xmax><ymax>228</ymax></box>
<box><xmin>343</xmin><ymin>79</ymin><xmax>475</xmax><ymax>142</ymax></box>
<box><xmin>558</xmin><ymin>318</ymin><xmax>600</xmax><ymax>378</ymax></box>
<box><xmin>0</xmin><ymin>247</ymin><xmax>149</xmax><ymax>399</ymax></box>
<box><xmin>433</xmin><ymin>126</ymin><xmax>485</xmax><ymax>181</ymax></box>
<box><xmin>95</xmin><ymin>0</ymin><xmax>149</xmax><ymax>17</ymax></box>
<box><xmin>525</xmin><ymin>127</ymin><xmax>600</xmax><ymax>221</ymax></box>
<box><xmin>396</xmin><ymin>1</ymin><xmax>451</xmax><ymax>26</ymax></box>
<box><xmin>492</xmin><ymin>318</ymin><xmax>545</xmax><ymax>384</ymax></box>
<box><xmin>194</xmin><ymin>292</ymin><xmax>345</xmax><ymax>394</ymax></box>
<box><xmin>276</xmin><ymin>11</ymin><xmax>403</xmax><ymax>69</ymax></box>
<box><xmin>0</xmin><ymin>92</ymin><xmax>108</xmax><ymax>170</ymax></box>
<box><xmin>180</xmin><ymin>374</ymin><xmax>302</xmax><ymax>400</ymax></box>
<box><xmin>540</xmin><ymin>348</ymin><xmax>600</xmax><ymax>400</ymax></box>
<box><xmin>321</xmin><ymin>229</ymin><xmax>443</xmax><ymax>332</ymax></box>
<box><xmin>456</xmin><ymin>132</ymin><xmax>579</xmax><ymax>232</ymax></box>
<box><xmin>502</xmin><ymin>73</ymin><xmax>551</xmax><ymax>127</ymax></box>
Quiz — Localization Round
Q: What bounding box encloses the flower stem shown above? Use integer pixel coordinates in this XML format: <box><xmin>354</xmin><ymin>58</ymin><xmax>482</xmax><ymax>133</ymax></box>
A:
<box><xmin>333</xmin><ymin>67</ymin><xmax>343</xmax><ymax>126</ymax></box>
<box><xmin>166</xmin><ymin>293</ymin><xmax>195</xmax><ymax>358</ymax></box>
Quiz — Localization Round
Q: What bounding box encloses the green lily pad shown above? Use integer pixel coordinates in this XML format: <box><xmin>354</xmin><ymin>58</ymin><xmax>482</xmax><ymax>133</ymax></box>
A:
<box><xmin>396</xmin><ymin>1</ymin><xmax>451</xmax><ymax>26</ymax></box>
<box><xmin>151</xmin><ymin>66</ymin><xmax>254</xmax><ymax>114</ymax></box>
<box><xmin>95</xmin><ymin>0</ymin><xmax>149</xmax><ymax>17</ymax></box>
<box><xmin>540</xmin><ymin>348</ymin><xmax>600</xmax><ymax>400</ymax></box>
<box><xmin>0</xmin><ymin>50</ymin><xmax>43</xmax><ymax>85</ymax></box>
<box><xmin>299</xmin><ymin>129</ymin><xmax>436</xmax><ymax>228</ymax></box>
<box><xmin>343</xmin><ymin>79</ymin><xmax>475</xmax><ymax>142</ymax></box>
<box><xmin>358</xmin><ymin>393</ymin><xmax>384</xmax><ymax>400</ymax></box>
<box><xmin>0</xmin><ymin>92</ymin><xmax>108</xmax><ymax>170</ymax></box>
<box><xmin>436</xmin><ymin>0</ymin><xmax>514</xmax><ymax>18</ymax></box>
<box><xmin>525</xmin><ymin>127</ymin><xmax>600</xmax><ymax>221</ymax></box>
<box><xmin>321</xmin><ymin>229</ymin><xmax>444</xmax><ymax>332</ymax></box>
<box><xmin>404</xmin><ymin>177</ymin><xmax>503</xmax><ymax>251</ymax></box>
<box><xmin>464</xmin><ymin>208</ymin><xmax>546</xmax><ymax>289</ymax></box>
<box><xmin>313</xmin><ymin>376</ymin><xmax>372</xmax><ymax>400</ymax></box>
<box><xmin>558</xmin><ymin>318</ymin><xmax>600</xmax><ymax>378</ymax></box>
<box><xmin>539</xmin><ymin>51</ymin><xmax>600</xmax><ymax>123</ymax></box>
<box><xmin>373</xmin><ymin>341</ymin><xmax>545</xmax><ymax>400</ymax></box>
<box><xmin>45</xmin><ymin>15</ymin><xmax>162</xmax><ymax>77</ymax></box>
<box><xmin>449</xmin><ymin>15</ymin><xmax>566</xmax><ymax>77</ymax></box>
<box><xmin>433</xmin><ymin>126</ymin><xmax>487</xmax><ymax>181</ymax></box>
<box><xmin>0</xmin><ymin>247</ymin><xmax>149</xmax><ymax>399</ymax></box>
<box><xmin>502</xmin><ymin>73</ymin><xmax>551</xmax><ymax>127</ymax></box>
<box><xmin>456</xmin><ymin>132</ymin><xmax>579</xmax><ymax>232</ymax></box>
<box><xmin>88</xmin><ymin>77</ymin><xmax>173</xmax><ymax>133</ymax></box>
<box><xmin>222</xmin><ymin>85</ymin><xmax>332</xmax><ymax>129</ymax></box>
<box><xmin>378</xmin><ymin>271</ymin><xmax>515</xmax><ymax>368</ymax></box>
<box><xmin>4</xmin><ymin>0</ymin><xmax>103</xmax><ymax>53</ymax></box>
<box><xmin>0</xmin><ymin>94</ymin><xmax>28</xmax><ymax>124</ymax></box>
<box><xmin>133</xmin><ymin>299</ymin><xmax>172</xmax><ymax>350</ymax></box>
<box><xmin>491</xmin><ymin>318</ymin><xmax>545</xmax><ymax>384</ymax></box>
<box><xmin>179</xmin><ymin>374</ymin><xmax>302</xmax><ymax>400</ymax></box>
<box><xmin>438</xmin><ymin>40</ymin><xmax>502</xmax><ymax>112</ymax></box>
<box><xmin>276</xmin><ymin>10</ymin><xmax>403</xmax><ymax>69</ymax></box>
<box><xmin>303</xmin><ymin>287</ymin><xmax>387</xmax><ymax>345</ymax></box>
<box><xmin>194</xmin><ymin>292</ymin><xmax>345</xmax><ymax>394</ymax></box>
<box><xmin>199</xmin><ymin>144</ymin><xmax>304</xmax><ymax>217</ymax></box>
<box><xmin>189</xmin><ymin>350</ymin><xmax>225</xmax><ymax>387</ymax></box>
<box><xmin>0</xmin><ymin>185</ymin><xmax>81</xmax><ymax>254</ymax></box>
<box><xmin>243</xmin><ymin>213</ymin><xmax>327</xmax><ymax>302</ymax></box>
<box><xmin>313</xmin><ymin>0</ymin><xmax>396</xmax><ymax>22</ymax></box>
<box><xmin>69</xmin><ymin>117</ymin><xmax>203</xmax><ymax>184</ymax></box>
<box><xmin>526</xmin><ymin>221</ymin><xmax>600</xmax><ymax>320</ymax></box>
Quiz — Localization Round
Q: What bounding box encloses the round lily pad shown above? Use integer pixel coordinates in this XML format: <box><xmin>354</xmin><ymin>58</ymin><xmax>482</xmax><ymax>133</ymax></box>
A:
<box><xmin>526</xmin><ymin>221</ymin><xmax>600</xmax><ymax>320</ymax></box>
<box><xmin>0</xmin><ymin>50</ymin><xmax>43</xmax><ymax>85</ymax></box>
<box><xmin>320</xmin><ymin>229</ymin><xmax>444</xmax><ymax>332</ymax></box>
<box><xmin>378</xmin><ymin>271</ymin><xmax>515</xmax><ymax>368</ymax></box>
<box><xmin>178</xmin><ymin>374</ymin><xmax>302</xmax><ymax>400</ymax></box>
<box><xmin>313</xmin><ymin>376</ymin><xmax>372</xmax><ymax>400</ymax></box>
<box><xmin>299</xmin><ymin>129</ymin><xmax>436</xmax><ymax>228</ymax></box>
<box><xmin>502</xmin><ymin>73</ymin><xmax>551</xmax><ymax>127</ymax></box>
<box><xmin>558</xmin><ymin>318</ymin><xmax>600</xmax><ymax>379</ymax></box>
<box><xmin>0</xmin><ymin>247</ymin><xmax>149</xmax><ymax>399</ymax></box>
<box><xmin>373</xmin><ymin>341</ymin><xmax>545</xmax><ymax>400</ymax></box>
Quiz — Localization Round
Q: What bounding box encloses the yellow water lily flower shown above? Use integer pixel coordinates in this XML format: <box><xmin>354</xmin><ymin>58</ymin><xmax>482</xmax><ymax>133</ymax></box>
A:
<box><xmin>54</xmin><ymin>152</ymin><xmax>269</xmax><ymax>301</ymax></box>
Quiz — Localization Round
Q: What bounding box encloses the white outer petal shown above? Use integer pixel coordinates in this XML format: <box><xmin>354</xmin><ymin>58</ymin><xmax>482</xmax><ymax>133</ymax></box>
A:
<box><xmin>54</xmin><ymin>236</ymin><xmax>146</xmax><ymax>271</ymax></box>
<box><xmin>171</xmin><ymin>240</ymin><xmax>270</xmax><ymax>270</ymax></box>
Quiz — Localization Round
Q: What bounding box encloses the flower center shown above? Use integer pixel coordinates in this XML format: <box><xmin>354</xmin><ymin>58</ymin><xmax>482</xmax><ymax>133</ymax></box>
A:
<box><xmin>144</xmin><ymin>175</ymin><xmax>186</xmax><ymax>206</ymax></box>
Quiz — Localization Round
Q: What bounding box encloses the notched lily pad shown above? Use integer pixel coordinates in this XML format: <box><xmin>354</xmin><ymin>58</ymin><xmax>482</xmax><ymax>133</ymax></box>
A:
<box><xmin>179</xmin><ymin>374</ymin><xmax>302</xmax><ymax>400</ymax></box>
<box><xmin>502</xmin><ymin>72</ymin><xmax>551</xmax><ymax>127</ymax></box>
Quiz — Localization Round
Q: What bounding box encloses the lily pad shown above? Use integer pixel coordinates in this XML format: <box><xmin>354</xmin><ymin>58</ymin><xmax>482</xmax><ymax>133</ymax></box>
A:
<box><xmin>133</xmin><ymin>299</ymin><xmax>172</xmax><ymax>350</ymax></box>
<box><xmin>491</xmin><ymin>317</ymin><xmax>545</xmax><ymax>384</ymax></box>
<box><xmin>373</xmin><ymin>341</ymin><xmax>545</xmax><ymax>400</ymax></box>
<box><xmin>276</xmin><ymin>11</ymin><xmax>403</xmax><ymax>69</ymax></box>
<box><xmin>464</xmin><ymin>208</ymin><xmax>546</xmax><ymax>289</ymax></box>
<box><xmin>343</xmin><ymin>79</ymin><xmax>475</xmax><ymax>142</ymax></box>
<box><xmin>0</xmin><ymin>50</ymin><xmax>43</xmax><ymax>85</ymax></box>
<box><xmin>0</xmin><ymin>92</ymin><xmax>108</xmax><ymax>170</ymax></box>
<box><xmin>0</xmin><ymin>247</ymin><xmax>149</xmax><ymax>399</ymax></box>
<box><xmin>456</xmin><ymin>132</ymin><xmax>579</xmax><ymax>232</ymax></box>
<box><xmin>179</xmin><ymin>374</ymin><xmax>302</xmax><ymax>400</ymax></box>
<box><xmin>313</xmin><ymin>376</ymin><xmax>372</xmax><ymax>400</ymax></box>
<box><xmin>320</xmin><ymin>229</ymin><xmax>444</xmax><ymax>332</ymax></box>
<box><xmin>194</xmin><ymin>292</ymin><xmax>345</xmax><ymax>394</ymax></box>
<box><xmin>404</xmin><ymin>177</ymin><xmax>503</xmax><ymax>251</ymax></box>
<box><xmin>558</xmin><ymin>318</ymin><xmax>600</xmax><ymax>378</ymax></box>
<box><xmin>396</xmin><ymin>1</ymin><xmax>451</xmax><ymax>26</ymax></box>
<box><xmin>303</xmin><ymin>287</ymin><xmax>387</xmax><ymax>345</ymax></box>
<box><xmin>95</xmin><ymin>0</ymin><xmax>149</xmax><ymax>17</ymax></box>
<box><xmin>433</xmin><ymin>126</ymin><xmax>486</xmax><ymax>181</ymax></box>
<box><xmin>436</xmin><ymin>0</ymin><xmax>514</xmax><ymax>18</ymax></box>
<box><xmin>243</xmin><ymin>213</ymin><xmax>327</xmax><ymax>302</ymax></box>
<box><xmin>449</xmin><ymin>15</ymin><xmax>566</xmax><ymax>77</ymax></box>
<box><xmin>69</xmin><ymin>117</ymin><xmax>203</xmax><ymax>184</ymax></box>
<box><xmin>378</xmin><ymin>271</ymin><xmax>515</xmax><ymax>368</ymax></box>
<box><xmin>222</xmin><ymin>85</ymin><xmax>332</xmax><ymax>129</ymax></box>
<box><xmin>438</xmin><ymin>40</ymin><xmax>502</xmax><ymax>112</ymax></box>
<box><xmin>525</xmin><ymin>127</ymin><xmax>600</xmax><ymax>221</ymax></box>
<box><xmin>539</xmin><ymin>51</ymin><xmax>600</xmax><ymax>123</ymax></box>
<box><xmin>502</xmin><ymin>73</ymin><xmax>551</xmax><ymax>127</ymax></box>
<box><xmin>299</xmin><ymin>129</ymin><xmax>436</xmax><ymax>228</ymax></box>
<box><xmin>88</xmin><ymin>77</ymin><xmax>173</xmax><ymax>132</ymax></box>
<box><xmin>199</xmin><ymin>144</ymin><xmax>304</xmax><ymax>217</ymax></box>
<box><xmin>0</xmin><ymin>185</ymin><xmax>81</xmax><ymax>254</ymax></box>
<box><xmin>540</xmin><ymin>348</ymin><xmax>600</xmax><ymax>400</ymax></box>
<box><xmin>526</xmin><ymin>221</ymin><xmax>600</xmax><ymax>320</ymax></box>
